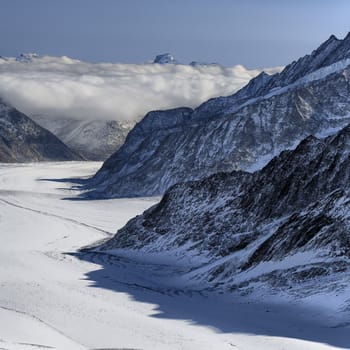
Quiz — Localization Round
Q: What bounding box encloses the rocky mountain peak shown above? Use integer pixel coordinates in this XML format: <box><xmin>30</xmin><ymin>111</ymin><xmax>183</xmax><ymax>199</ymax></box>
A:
<box><xmin>234</xmin><ymin>70</ymin><xmax>273</xmax><ymax>99</ymax></box>
<box><xmin>153</xmin><ymin>53</ymin><xmax>177</xmax><ymax>64</ymax></box>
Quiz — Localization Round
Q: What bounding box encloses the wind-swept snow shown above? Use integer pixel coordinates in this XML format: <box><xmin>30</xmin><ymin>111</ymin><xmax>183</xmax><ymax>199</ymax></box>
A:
<box><xmin>0</xmin><ymin>163</ymin><xmax>349</xmax><ymax>350</ymax></box>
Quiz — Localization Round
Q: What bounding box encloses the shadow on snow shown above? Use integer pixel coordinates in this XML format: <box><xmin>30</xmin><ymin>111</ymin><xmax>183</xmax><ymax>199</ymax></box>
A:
<box><xmin>71</xmin><ymin>249</ymin><xmax>350</xmax><ymax>349</ymax></box>
<box><xmin>41</xmin><ymin>175</ymin><xmax>350</xmax><ymax>348</ymax></box>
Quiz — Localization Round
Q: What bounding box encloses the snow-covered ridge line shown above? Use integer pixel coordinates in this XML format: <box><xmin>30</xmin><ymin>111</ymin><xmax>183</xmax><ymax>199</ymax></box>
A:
<box><xmin>228</xmin><ymin>58</ymin><xmax>350</xmax><ymax>114</ymax></box>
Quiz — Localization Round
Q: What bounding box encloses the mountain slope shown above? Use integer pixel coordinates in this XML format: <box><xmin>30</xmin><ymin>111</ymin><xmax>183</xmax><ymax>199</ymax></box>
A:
<box><xmin>88</xmin><ymin>33</ymin><xmax>350</xmax><ymax>198</ymax></box>
<box><xmin>0</xmin><ymin>100</ymin><xmax>83</xmax><ymax>162</ymax></box>
<box><xmin>32</xmin><ymin>115</ymin><xmax>134</xmax><ymax>160</ymax></box>
<box><xmin>94</xmin><ymin>125</ymin><xmax>350</xmax><ymax>303</ymax></box>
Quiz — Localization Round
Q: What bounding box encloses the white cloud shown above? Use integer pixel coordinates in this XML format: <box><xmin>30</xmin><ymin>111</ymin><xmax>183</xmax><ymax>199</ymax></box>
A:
<box><xmin>0</xmin><ymin>55</ymin><xmax>282</xmax><ymax>122</ymax></box>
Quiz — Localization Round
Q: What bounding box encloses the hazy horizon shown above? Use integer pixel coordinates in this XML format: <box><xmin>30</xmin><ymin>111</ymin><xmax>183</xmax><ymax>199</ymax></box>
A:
<box><xmin>0</xmin><ymin>0</ymin><xmax>349</xmax><ymax>68</ymax></box>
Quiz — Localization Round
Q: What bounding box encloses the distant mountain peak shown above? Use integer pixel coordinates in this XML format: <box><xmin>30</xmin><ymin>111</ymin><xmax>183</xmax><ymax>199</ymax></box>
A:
<box><xmin>16</xmin><ymin>53</ymin><xmax>40</xmax><ymax>62</ymax></box>
<box><xmin>153</xmin><ymin>53</ymin><xmax>177</xmax><ymax>64</ymax></box>
<box><xmin>329</xmin><ymin>34</ymin><xmax>339</xmax><ymax>41</ymax></box>
<box><xmin>152</xmin><ymin>54</ymin><xmax>220</xmax><ymax>66</ymax></box>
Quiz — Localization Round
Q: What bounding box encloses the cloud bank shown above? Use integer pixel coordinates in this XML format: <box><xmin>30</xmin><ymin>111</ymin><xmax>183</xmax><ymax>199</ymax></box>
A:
<box><xmin>0</xmin><ymin>55</ymin><xmax>282</xmax><ymax>122</ymax></box>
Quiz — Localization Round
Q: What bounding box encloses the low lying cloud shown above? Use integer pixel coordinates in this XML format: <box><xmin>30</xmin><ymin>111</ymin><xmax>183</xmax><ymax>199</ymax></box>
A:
<box><xmin>0</xmin><ymin>55</ymin><xmax>282</xmax><ymax>122</ymax></box>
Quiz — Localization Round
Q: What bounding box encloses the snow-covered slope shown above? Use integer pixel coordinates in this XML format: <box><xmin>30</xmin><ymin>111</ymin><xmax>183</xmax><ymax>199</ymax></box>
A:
<box><xmin>0</xmin><ymin>99</ymin><xmax>82</xmax><ymax>162</ymax></box>
<box><xmin>95</xmin><ymin>125</ymin><xmax>350</xmax><ymax>307</ymax></box>
<box><xmin>1</xmin><ymin>162</ymin><xmax>349</xmax><ymax>350</ymax></box>
<box><xmin>88</xmin><ymin>32</ymin><xmax>350</xmax><ymax>198</ymax></box>
<box><xmin>32</xmin><ymin>115</ymin><xmax>134</xmax><ymax>160</ymax></box>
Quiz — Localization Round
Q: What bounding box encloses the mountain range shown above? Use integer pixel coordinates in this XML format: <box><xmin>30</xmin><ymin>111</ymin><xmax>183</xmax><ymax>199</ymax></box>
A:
<box><xmin>87</xmin><ymin>33</ymin><xmax>350</xmax><ymax>198</ymax></box>
<box><xmin>81</xmin><ymin>32</ymin><xmax>350</xmax><ymax>306</ymax></box>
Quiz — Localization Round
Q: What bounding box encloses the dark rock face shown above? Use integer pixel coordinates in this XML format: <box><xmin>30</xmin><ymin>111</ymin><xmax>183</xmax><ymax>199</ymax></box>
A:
<box><xmin>88</xmin><ymin>33</ymin><xmax>350</xmax><ymax>198</ymax></box>
<box><xmin>96</xmin><ymin>125</ymin><xmax>350</xmax><ymax>297</ymax></box>
<box><xmin>0</xmin><ymin>100</ymin><xmax>83</xmax><ymax>162</ymax></box>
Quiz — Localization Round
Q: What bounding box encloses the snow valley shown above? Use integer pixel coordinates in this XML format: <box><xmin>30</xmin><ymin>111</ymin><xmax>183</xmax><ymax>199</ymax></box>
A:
<box><xmin>0</xmin><ymin>162</ymin><xmax>349</xmax><ymax>350</ymax></box>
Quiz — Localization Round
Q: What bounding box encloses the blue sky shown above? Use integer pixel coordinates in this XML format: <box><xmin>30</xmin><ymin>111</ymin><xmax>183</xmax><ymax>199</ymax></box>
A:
<box><xmin>0</xmin><ymin>0</ymin><xmax>349</xmax><ymax>67</ymax></box>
